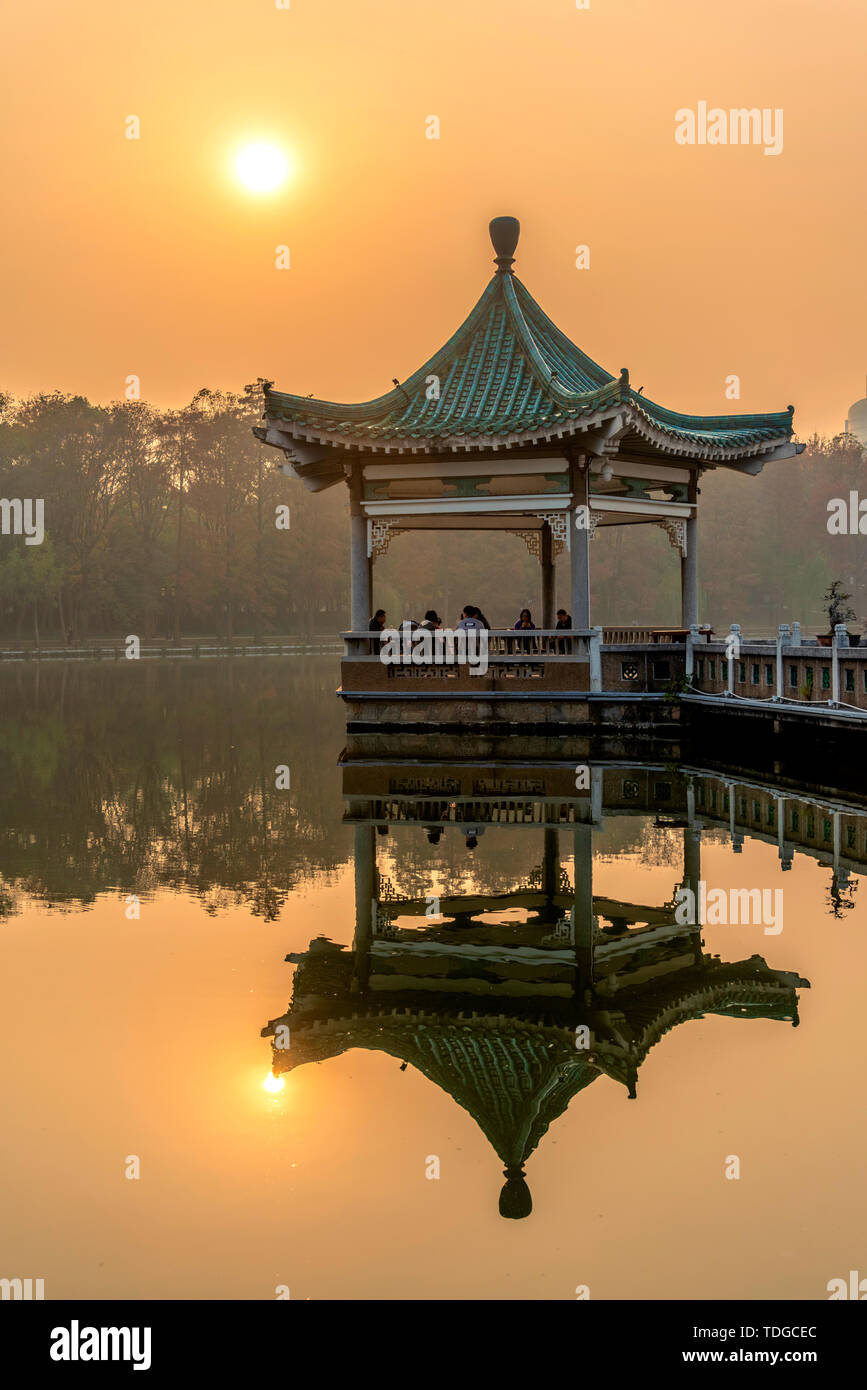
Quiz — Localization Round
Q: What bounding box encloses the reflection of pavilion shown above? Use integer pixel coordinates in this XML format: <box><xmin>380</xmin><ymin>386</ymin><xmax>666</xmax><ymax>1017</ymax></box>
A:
<box><xmin>263</xmin><ymin>762</ymin><xmax>810</xmax><ymax>1218</ymax></box>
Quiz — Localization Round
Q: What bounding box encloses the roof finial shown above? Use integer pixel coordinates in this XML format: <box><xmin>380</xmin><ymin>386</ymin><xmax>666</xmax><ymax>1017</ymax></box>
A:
<box><xmin>489</xmin><ymin>216</ymin><xmax>520</xmax><ymax>274</ymax></box>
<box><xmin>499</xmin><ymin>1164</ymin><xmax>532</xmax><ymax>1219</ymax></box>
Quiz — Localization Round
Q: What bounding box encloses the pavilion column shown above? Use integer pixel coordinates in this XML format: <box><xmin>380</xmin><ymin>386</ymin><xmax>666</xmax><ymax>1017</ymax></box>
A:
<box><xmin>682</xmin><ymin>780</ymin><xmax>703</xmax><ymax>961</ymax></box>
<box><xmin>570</xmin><ymin>458</ymin><xmax>591</xmax><ymax>629</ymax></box>
<box><xmin>683</xmin><ymin>777</ymin><xmax>702</xmax><ymax>902</ymax></box>
<box><xmin>353</xmin><ymin>823</ymin><xmax>377</xmax><ymax>994</ymax></box>
<box><xmin>572</xmin><ymin>824</ymin><xmax>595</xmax><ymax>991</ymax></box>
<box><xmin>542</xmin><ymin>826</ymin><xmax>559</xmax><ymax>921</ymax></box>
<box><xmin>541</xmin><ymin>523</ymin><xmax>555</xmax><ymax>629</ymax></box>
<box><xmin>348</xmin><ymin>465</ymin><xmax>371</xmax><ymax>631</ymax></box>
<box><xmin>680</xmin><ymin>510</ymin><xmax>699</xmax><ymax>628</ymax></box>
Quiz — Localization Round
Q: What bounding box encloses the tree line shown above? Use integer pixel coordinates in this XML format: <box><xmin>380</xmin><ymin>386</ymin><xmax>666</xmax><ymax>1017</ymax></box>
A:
<box><xmin>0</xmin><ymin>385</ymin><xmax>863</xmax><ymax>640</ymax></box>
<box><xmin>0</xmin><ymin>387</ymin><xmax>346</xmax><ymax>642</ymax></box>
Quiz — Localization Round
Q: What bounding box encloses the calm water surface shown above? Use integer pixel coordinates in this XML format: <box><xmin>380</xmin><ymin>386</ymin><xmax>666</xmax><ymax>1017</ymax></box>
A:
<box><xmin>0</xmin><ymin>657</ymin><xmax>864</xmax><ymax>1299</ymax></box>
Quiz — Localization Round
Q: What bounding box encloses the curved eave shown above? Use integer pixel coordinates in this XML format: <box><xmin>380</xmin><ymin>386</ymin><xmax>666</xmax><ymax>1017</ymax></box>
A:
<box><xmin>260</xmin><ymin>407</ymin><xmax>802</xmax><ymax>467</ymax></box>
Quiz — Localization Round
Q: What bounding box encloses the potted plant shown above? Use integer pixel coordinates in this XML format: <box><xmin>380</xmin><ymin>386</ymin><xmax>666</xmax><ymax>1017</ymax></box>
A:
<box><xmin>818</xmin><ymin>580</ymin><xmax>859</xmax><ymax>646</ymax></box>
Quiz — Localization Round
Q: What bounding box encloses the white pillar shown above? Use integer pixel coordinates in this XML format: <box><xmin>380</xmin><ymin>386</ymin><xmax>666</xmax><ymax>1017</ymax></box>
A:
<box><xmin>348</xmin><ymin>467</ymin><xmax>371</xmax><ymax>631</ymax></box>
<box><xmin>541</xmin><ymin>523</ymin><xmax>555</xmax><ymax>630</ymax></box>
<box><xmin>681</xmin><ymin>512</ymin><xmax>698</xmax><ymax>628</ymax></box>
<box><xmin>570</xmin><ymin>459</ymin><xmax>591</xmax><ymax>629</ymax></box>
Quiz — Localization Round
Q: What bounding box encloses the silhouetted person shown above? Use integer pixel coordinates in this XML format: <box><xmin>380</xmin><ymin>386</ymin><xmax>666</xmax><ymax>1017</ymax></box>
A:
<box><xmin>513</xmin><ymin>608</ymin><xmax>537</xmax><ymax>653</ymax></box>
<box><xmin>457</xmin><ymin>606</ymin><xmax>484</xmax><ymax>631</ymax></box>
<box><xmin>555</xmin><ymin>607</ymin><xmax>572</xmax><ymax>654</ymax></box>
<box><xmin>368</xmin><ymin>608</ymin><xmax>386</xmax><ymax>654</ymax></box>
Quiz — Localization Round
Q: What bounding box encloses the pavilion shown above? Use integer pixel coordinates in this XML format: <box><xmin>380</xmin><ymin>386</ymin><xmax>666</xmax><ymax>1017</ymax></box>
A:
<box><xmin>255</xmin><ymin>216</ymin><xmax>803</xmax><ymax>633</ymax></box>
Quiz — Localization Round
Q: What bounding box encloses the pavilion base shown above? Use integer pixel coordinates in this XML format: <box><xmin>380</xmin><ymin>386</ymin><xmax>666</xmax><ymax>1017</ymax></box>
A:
<box><xmin>340</xmin><ymin>686</ymin><xmax>865</xmax><ymax>771</ymax></box>
<box><xmin>340</xmin><ymin>691</ymin><xmax>684</xmax><ymax>760</ymax></box>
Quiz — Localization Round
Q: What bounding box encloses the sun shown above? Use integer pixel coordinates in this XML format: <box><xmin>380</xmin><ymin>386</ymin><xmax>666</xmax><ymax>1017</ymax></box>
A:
<box><xmin>235</xmin><ymin>142</ymin><xmax>291</xmax><ymax>194</ymax></box>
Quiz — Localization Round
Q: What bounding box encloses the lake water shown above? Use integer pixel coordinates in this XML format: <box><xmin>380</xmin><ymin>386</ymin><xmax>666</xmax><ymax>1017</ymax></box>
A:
<box><xmin>0</xmin><ymin>657</ymin><xmax>864</xmax><ymax>1300</ymax></box>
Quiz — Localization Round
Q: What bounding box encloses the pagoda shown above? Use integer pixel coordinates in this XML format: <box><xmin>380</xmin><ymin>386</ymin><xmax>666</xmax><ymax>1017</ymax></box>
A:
<box><xmin>255</xmin><ymin>216</ymin><xmax>802</xmax><ymax>633</ymax></box>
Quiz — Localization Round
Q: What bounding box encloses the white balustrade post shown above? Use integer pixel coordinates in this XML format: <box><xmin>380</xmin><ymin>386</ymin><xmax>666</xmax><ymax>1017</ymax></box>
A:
<box><xmin>686</xmin><ymin>623</ymin><xmax>699</xmax><ymax>681</ymax></box>
<box><xmin>832</xmin><ymin>624</ymin><xmax>848</xmax><ymax>704</ymax></box>
<box><xmin>589</xmin><ymin>626</ymin><xmax>603</xmax><ymax>693</ymax></box>
<box><xmin>727</xmin><ymin>624</ymin><xmax>740</xmax><ymax>696</ymax></box>
<box><xmin>776</xmin><ymin>623</ymin><xmax>790</xmax><ymax>701</ymax></box>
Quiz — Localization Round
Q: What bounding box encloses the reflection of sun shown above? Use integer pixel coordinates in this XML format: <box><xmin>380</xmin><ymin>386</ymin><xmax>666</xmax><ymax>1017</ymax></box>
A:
<box><xmin>263</xmin><ymin>1072</ymin><xmax>285</xmax><ymax>1094</ymax></box>
<box><xmin>235</xmin><ymin>143</ymin><xmax>291</xmax><ymax>193</ymax></box>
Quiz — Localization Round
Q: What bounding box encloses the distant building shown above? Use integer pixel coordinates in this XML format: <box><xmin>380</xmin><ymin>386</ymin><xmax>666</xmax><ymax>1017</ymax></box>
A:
<box><xmin>845</xmin><ymin>378</ymin><xmax>867</xmax><ymax>444</ymax></box>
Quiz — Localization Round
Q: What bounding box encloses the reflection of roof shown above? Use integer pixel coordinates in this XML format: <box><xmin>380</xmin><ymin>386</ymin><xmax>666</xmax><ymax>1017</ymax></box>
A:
<box><xmin>270</xmin><ymin>1009</ymin><xmax>599</xmax><ymax>1170</ymax></box>
<box><xmin>265</xmin><ymin>942</ymin><xmax>808</xmax><ymax>1216</ymax></box>
<box><xmin>260</xmin><ymin>222</ymin><xmax>799</xmax><ymax>462</ymax></box>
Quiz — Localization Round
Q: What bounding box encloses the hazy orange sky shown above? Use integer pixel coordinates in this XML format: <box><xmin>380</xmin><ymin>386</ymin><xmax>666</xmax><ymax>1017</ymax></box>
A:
<box><xmin>1</xmin><ymin>0</ymin><xmax>864</xmax><ymax>437</ymax></box>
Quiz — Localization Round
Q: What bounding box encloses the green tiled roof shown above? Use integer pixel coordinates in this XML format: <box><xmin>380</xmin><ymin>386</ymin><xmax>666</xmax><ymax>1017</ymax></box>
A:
<box><xmin>271</xmin><ymin>1010</ymin><xmax>600</xmax><ymax>1169</ymax></box>
<box><xmin>267</xmin><ymin>948</ymin><xmax>805</xmax><ymax>1170</ymax></box>
<box><xmin>262</xmin><ymin>249</ymin><xmax>797</xmax><ymax>458</ymax></box>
